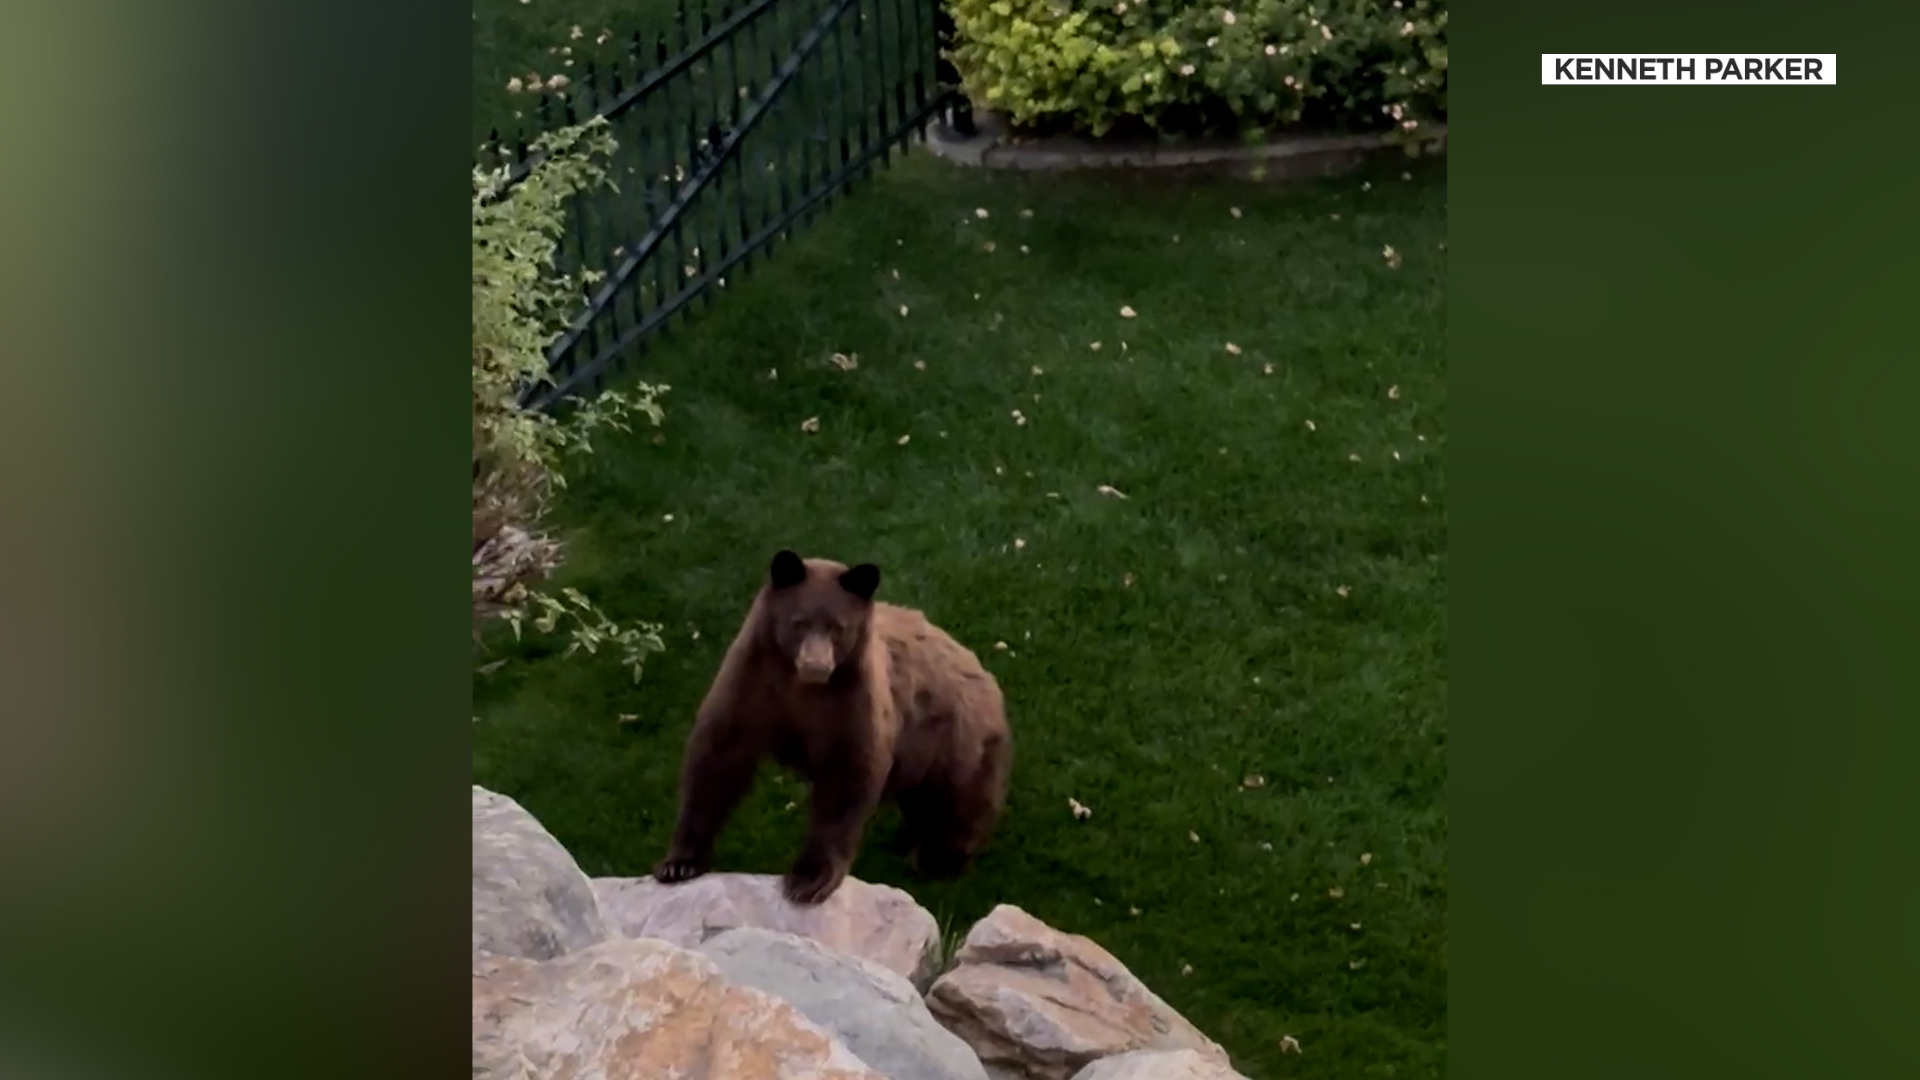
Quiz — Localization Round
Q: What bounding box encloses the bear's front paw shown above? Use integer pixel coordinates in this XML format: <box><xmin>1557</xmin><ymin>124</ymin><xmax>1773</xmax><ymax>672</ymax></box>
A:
<box><xmin>652</xmin><ymin>854</ymin><xmax>710</xmax><ymax>884</ymax></box>
<box><xmin>782</xmin><ymin>850</ymin><xmax>846</xmax><ymax>906</ymax></box>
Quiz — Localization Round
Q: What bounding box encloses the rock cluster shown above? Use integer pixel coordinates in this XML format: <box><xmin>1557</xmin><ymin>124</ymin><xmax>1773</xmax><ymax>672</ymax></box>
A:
<box><xmin>471</xmin><ymin>785</ymin><xmax>1250</xmax><ymax>1080</ymax></box>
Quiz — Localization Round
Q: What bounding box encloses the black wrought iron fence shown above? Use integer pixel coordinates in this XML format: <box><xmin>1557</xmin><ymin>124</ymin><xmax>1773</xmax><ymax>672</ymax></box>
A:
<box><xmin>479</xmin><ymin>0</ymin><xmax>969</xmax><ymax>410</ymax></box>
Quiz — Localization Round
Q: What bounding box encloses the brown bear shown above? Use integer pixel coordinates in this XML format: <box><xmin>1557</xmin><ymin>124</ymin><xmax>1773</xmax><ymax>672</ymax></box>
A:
<box><xmin>652</xmin><ymin>550</ymin><xmax>1012</xmax><ymax>905</ymax></box>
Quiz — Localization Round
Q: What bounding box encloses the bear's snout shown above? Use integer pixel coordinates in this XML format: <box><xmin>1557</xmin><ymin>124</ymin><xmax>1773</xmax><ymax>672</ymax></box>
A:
<box><xmin>794</xmin><ymin>634</ymin><xmax>836</xmax><ymax>683</ymax></box>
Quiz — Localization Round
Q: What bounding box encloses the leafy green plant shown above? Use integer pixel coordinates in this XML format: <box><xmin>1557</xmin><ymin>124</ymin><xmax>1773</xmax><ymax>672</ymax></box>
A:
<box><xmin>946</xmin><ymin>0</ymin><xmax>1446</xmax><ymax>139</ymax></box>
<box><xmin>472</xmin><ymin>117</ymin><xmax>670</xmax><ymax>682</ymax></box>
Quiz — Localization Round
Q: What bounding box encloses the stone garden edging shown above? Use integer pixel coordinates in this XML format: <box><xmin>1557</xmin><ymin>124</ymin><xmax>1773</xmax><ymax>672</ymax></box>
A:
<box><xmin>923</xmin><ymin>110</ymin><xmax>1446</xmax><ymax>179</ymax></box>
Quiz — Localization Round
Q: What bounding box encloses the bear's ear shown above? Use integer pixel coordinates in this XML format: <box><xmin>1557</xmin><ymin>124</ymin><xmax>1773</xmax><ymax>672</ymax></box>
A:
<box><xmin>770</xmin><ymin>550</ymin><xmax>807</xmax><ymax>589</ymax></box>
<box><xmin>838</xmin><ymin>563</ymin><xmax>881</xmax><ymax>602</ymax></box>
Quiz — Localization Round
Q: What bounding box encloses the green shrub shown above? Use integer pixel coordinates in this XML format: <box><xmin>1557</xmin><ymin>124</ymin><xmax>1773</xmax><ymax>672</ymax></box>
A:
<box><xmin>472</xmin><ymin>118</ymin><xmax>670</xmax><ymax>683</ymax></box>
<box><xmin>946</xmin><ymin>0</ymin><xmax>1446</xmax><ymax>139</ymax></box>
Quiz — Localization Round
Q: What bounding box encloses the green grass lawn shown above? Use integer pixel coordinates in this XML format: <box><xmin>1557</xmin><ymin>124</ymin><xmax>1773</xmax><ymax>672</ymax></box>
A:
<box><xmin>472</xmin><ymin>147</ymin><xmax>1447</xmax><ymax>1080</ymax></box>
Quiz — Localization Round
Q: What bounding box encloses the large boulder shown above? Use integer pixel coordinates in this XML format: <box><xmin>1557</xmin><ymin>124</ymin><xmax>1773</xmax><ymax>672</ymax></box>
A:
<box><xmin>1070</xmin><ymin>1049</ymin><xmax>1252</xmax><ymax>1080</ymax></box>
<box><xmin>699</xmin><ymin>927</ymin><xmax>988</xmax><ymax>1080</ymax></box>
<box><xmin>471</xmin><ymin>785</ymin><xmax>609</xmax><ymax>960</ymax></box>
<box><xmin>926</xmin><ymin>905</ymin><xmax>1232</xmax><ymax>1080</ymax></box>
<box><xmin>472</xmin><ymin>935</ymin><xmax>886</xmax><ymax>1080</ymax></box>
<box><xmin>594</xmin><ymin>872</ymin><xmax>944</xmax><ymax>991</ymax></box>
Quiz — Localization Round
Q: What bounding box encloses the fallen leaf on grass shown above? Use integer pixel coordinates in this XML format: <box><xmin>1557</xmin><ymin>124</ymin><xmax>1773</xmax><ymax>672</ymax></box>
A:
<box><xmin>1181</xmin><ymin>963</ymin><xmax>1194</xmax><ymax>976</ymax></box>
<box><xmin>899</xmin><ymin>304</ymin><xmax>910</xmax><ymax>316</ymax></box>
<box><xmin>914</xmin><ymin>360</ymin><xmax>927</xmax><ymax>371</ymax></box>
<box><xmin>1262</xmin><ymin>362</ymin><xmax>1275</xmax><ymax>375</ymax></box>
<box><xmin>1119</xmin><ymin>305</ymin><xmax>1137</xmax><ymax>318</ymax></box>
<box><xmin>1230</xmin><ymin>206</ymin><xmax>1242</xmax><ymax>218</ymax></box>
<box><xmin>1348</xmin><ymin>452</ymin><xmax>1362</xmax><ymax>462</ymax></box>
<box><xmin>994</xmin><ymin>641</ymin><xmax>1009</xmax><ymax>651</ymax></box>
<box><xmin>1011</xmin><ymin>409</ymin><xmax>1028</xmax><ymax>426</ymax></box>
<box><xmin>616</xmin><ymin>713</ymin><xmax>639</xmax><ymax>724</ymax></box>
<box><xmin>800</xmin><ymin>416</ymin><xmax>820</xmax><ymax>433</ymax></box>
<box><xmin>1280</xmin><ymin>1036</ymin><xmax>1302</xmax><ymax>1054</ymax></box>
<box><xmin>1068</xmin><ymin>797</ymin><xmax>1092</xmax><ymax>820</ymax></box>
<box><xmin>1031</xmin><ymin>365</ymin><xmax>1044</xmax><ymax>376</ymax></box>
<box><xmin>1090</xmin><ymin>341</ymin><xmax>1102</xmax><ymax>351</ymax></box>
<box><xmin>1335</xmin><ymin>585</ymin><xmax>1351</xmax><ymax>598</ymax></box>
<box><xmin>975</xmin><ymin>207</ymin><xmax>990</xmax><ymax>219</ymax></box>
<box><xmin>1122</xmin><ymin>572</ymin><xmax>1135</xmax><ymax>587</ymax></box>
<box><xmin>1096</xmin><ymin>484</ymin><xmax>1128</xmax><ymax>499</ymax></box>
<box><xmin>1330</xmin><ymin>887</ymin><xmax>1345</xmax><ymax>899</ymax></box>
<box><xmin>1189</xmin><ymin>830</ymin><xmax>1201</xmax><ymax>843</ymax></box>
<box><xmin>1020</xmin><ymin>208</ymin><xmax>1033</xmax><ymax>218</ymax></box>
<box><xmin>1242</xmin><ymin>774</ymin><xmax>1266</xmax><ymax>788</ymax></box>
<box><xmin>1013</xmin><ymin>538</ymin><xmax>1026</xmax><ymax>550</ymax></box>
<box><xmin>1305</xmin><ymin>419</ymin><xmax>1317</xmax><ymax>431</ymax></box>
<box><xmin>1361</xmin><ymin>852</ymin><xmax>1373</xmax><ymax>865</ymax></box>
<box><xmin>768</xmin><ymin>368</ymin><xmax>778</xmax><ymax>379</ymax></box>
<box><xmin>1383</xmin><ymin>244</ymin><xmax>1403</xmax><ymax>269</ymax></box>
<box><xmin>831</xmin><ymin>352</ymin><xmax>858</xmax><ymax>371</ymax></box>
<box><xmin>1388</xmin><ymin>384</ymin><xmax>1401</xmax><ymax>399</ymax></box>
<box><xmin>1224</xmin><ymin>342</ymin><xmax>1242</xmax><ymax>355</ymax></box>
<box><xmin>896</xmin><ymin>434</ymin><xmax>911</xmax><ymax>445</ymax></box>
<box><xmin>982</xmin><ymin>241</ymin><xmax>996</xmax><ymax>253</ymax></box>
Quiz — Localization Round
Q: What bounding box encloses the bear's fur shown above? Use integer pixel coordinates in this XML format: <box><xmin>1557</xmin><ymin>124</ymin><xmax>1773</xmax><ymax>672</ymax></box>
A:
<box><xmin>653</xmin><ymin>550</ymin><xmax>1012</xmax><ymax>905</ymax></box>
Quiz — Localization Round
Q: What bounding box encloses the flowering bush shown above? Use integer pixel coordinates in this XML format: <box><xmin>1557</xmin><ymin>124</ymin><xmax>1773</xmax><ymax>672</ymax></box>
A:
<box><xmin>946</xmin><ymin>0</ymin><xmax>1446</xmax><ymax>139</ymax></box>
<box><xmin>473</xmin><ymin>118</ymin><xmax>670</xmax><ymax>683</ymax></box>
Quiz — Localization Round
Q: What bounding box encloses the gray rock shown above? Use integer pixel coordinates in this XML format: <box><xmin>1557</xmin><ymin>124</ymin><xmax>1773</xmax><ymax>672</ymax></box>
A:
<box><xmin>473</xmin><ymin>936</ymin><xmax>885</xmax><ymax>1080</ymax></box>
<box><xmin>471</xmin><ymin>785</ymin><xmax>608</xmax><ymax>960</ymax></box>
<box><xmin>595</xmin><ymin>871</ymin><xmax>944</xmax><ymax>991</ymax></box>
<box><xmin>1071</xmin><ymin>1049</ymin><xmax>1252</xmax><ymax>1080</ymax></box>
<box><xmin>700</xmin><ymin>927</ymin><xmax>989</xmax><ymax>1080</ymax></box>
<box><xmin>927</xmin><ymin>905</ymin><xmax>1231</xmax><ymax>1080</ymax></box>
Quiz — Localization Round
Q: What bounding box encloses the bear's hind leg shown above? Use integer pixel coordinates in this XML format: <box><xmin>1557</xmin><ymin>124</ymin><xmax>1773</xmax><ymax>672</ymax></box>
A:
<box><xmin>909</xmin><ymin>731</ymin><xmax>1010</xmax><ymax>880</ymax></box>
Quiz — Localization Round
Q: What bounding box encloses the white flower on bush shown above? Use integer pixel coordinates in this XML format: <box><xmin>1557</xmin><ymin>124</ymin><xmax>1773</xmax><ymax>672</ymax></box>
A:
<box><xmin>1222</xmin><ymin>10</ymin><xmax>1236</xmax><ymax>25</ymax></box>
<box><xmin>1402</xmin><ymin>21</ymin><xmax>1416</xmax><ymax>36</ymax></box>
<box><xmin>1180</xmin><ymin>64</ymin><xmax>1196</xmax><ymax>76</ymax></box>
<box><xmin>1265</xmin><ymin>45</ymin><xmax>1277</xmax><ymax>56</ymax></box>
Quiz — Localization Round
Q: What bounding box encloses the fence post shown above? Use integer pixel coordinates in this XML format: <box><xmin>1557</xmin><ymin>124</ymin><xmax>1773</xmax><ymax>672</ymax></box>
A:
<box><xmin>931</xmin><ymin>0</ymin><xmax>975</xmax><ymax>136</ymax></box>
